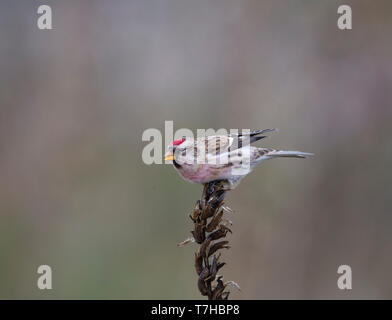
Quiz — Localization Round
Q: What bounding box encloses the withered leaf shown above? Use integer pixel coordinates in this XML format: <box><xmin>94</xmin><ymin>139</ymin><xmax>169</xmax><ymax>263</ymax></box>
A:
<box><xmin>197</xmin><ymin>278</ymin><xmax>208</xmax><ymax>296</ymax></box>
<box><xmin>199</xmin><ymin>238</ymin><xmax>211</xmax><ymax>258</ymax></box>
<box><xmin>219</xmin><ymin>224</ymin><xmax>232</xmax><ymax>234</ymax></box>
<box><xmin>199</xmin><ymin>267</ymin><xmax>210</xmax><ymax>280</ymax></box>
<box><xmin>216</xmin><ymin>262</ymin><xmax>226</xmax><ymax>272</ymax></box>
<box><xmin>208</xmin><ymin>255</ymin><xmax>218</xmax><ymax>282</ymax></box>
<box><xmin>206</xmin><ymin>209</ymin><xmax>223</xmax><ymax>232</ymax></box>
<box><xmin>222</xmin><ymin>291</ymin><xmax>230</xmax><ymax>300</ymax></box>
<box><xmin>192</xmin><ymin>222</ymin><xmax>205</xmax><ymax>243</ymax></box>
<box><xmin>207</xmin><ymin>226</ymin><xmax>227</xmax><ymax>241</ymax></box>
<box><xmin>208</xmin><ymin>240</ymin><xmax>230</xmax><ymax>257</ymax></box>
<box><xmin>194</xmin><ymin>252</ymin><xmax>203</xmax><ymax>275</ymax></box>
<box><xmin>191</xmin><ymin>200</ymin><xmax>201</xmax><ymax>221</ymax></box>
<box><xmin>200</xmin><ymin>202</ymin><xmax>215</xmax><ymax>220</ymax></box>
<box><xmin>211</xmin><ymin>276</ymin><xmax>225</xmax><ymax>300</ymax></box>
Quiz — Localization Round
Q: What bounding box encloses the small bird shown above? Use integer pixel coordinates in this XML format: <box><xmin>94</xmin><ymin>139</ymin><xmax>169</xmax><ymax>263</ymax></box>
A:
<box><xmin>164</xmin><ymin>129</ymin><xmax>313</xmax><ymax>189</ymax></box>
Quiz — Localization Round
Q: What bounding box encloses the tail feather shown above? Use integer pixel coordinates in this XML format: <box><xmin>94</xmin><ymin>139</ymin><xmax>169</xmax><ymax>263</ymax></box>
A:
<box><xmin>267</xmin><ymin>150</ymin><xmax>314</xmax><ymax>158</ymax></box>
<box><xmin>256</xmin><ymin>149</ymin><xmax>314</xmax><ymax>161</ymax></box>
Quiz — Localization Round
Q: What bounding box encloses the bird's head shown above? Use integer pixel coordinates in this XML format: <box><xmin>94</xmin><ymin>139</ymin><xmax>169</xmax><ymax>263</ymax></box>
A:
<box><xmin>164</xmin><ymin>138</ymin><xmax>186</xmax><ymax>161</ymax></box>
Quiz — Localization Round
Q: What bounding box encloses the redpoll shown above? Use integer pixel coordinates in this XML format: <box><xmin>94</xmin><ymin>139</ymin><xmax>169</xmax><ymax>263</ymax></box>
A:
<box><xmin>164</xmin><ymin>129</ymin><xmax>313</xmax><ymax>189</ymax></box>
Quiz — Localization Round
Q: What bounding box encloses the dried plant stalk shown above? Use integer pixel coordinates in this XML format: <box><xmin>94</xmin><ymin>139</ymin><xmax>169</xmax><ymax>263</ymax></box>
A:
<box><xmin>180</xmin><ymin>180</ymin><xmax>239</xmax><ymax>300</ymax></box>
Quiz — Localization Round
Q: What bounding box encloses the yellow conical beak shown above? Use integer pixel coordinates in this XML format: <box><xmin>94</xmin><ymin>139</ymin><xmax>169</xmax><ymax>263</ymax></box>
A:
<box><xmin>164</xmin><ymin>152</ymin><xmax>175</xmax><ymax>161</ymax></box>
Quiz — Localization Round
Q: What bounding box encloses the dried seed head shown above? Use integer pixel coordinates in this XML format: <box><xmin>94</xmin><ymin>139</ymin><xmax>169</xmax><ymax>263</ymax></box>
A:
<box><xmin>184</xmin><ymin>180</ymin><xmax>235</xmax><ymax>300</ymax></box>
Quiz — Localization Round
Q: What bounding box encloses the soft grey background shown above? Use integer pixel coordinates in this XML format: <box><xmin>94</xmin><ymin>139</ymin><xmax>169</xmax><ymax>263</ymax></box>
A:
<box><xmin>0</xmin><ymin>0</ymin><xmax>391</xmax><ymax>299</ymax></box>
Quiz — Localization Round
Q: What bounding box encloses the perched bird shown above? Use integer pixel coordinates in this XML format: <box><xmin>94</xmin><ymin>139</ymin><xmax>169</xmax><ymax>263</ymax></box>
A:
<box><xmin>164</xmin><ymin>129</ymin><xmax>313</xmax><ymax>189</ymax></box>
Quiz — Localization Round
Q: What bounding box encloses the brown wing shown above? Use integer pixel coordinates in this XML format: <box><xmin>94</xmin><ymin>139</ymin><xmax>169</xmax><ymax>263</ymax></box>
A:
<box><xmin>196</xmin><ymin>129</ymin><xmax>276</xmax><ymax>157</ymax></box>
<box><xmin>202</xmin><ymin>135</ymin><xmax>233</xmax><ymax>156</ymax></box>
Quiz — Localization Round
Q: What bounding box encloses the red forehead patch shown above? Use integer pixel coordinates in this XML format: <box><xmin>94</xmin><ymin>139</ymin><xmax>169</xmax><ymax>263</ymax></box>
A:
<box><xmin>171</xmin><ymin>138</ymin><xmax>186</xmax><ymax>146</ymax></box>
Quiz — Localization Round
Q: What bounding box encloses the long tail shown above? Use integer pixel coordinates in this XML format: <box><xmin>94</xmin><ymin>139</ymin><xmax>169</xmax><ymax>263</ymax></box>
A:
<box><xmin>256</xmin><ymin>148</ymin><xmax>314</xmax><ymax>161</ymax></box>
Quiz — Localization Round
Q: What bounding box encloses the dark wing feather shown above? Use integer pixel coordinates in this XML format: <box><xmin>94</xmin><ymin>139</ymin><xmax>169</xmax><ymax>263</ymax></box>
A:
<box><xmin>230</xmin><ymin>128</ymin><xmax>277</xmax><ymax>150</ymax></box>
<box><xmin>195</xmin><ymin>129</ymin><xmax>277</xmax><ymax>157</ymax></box>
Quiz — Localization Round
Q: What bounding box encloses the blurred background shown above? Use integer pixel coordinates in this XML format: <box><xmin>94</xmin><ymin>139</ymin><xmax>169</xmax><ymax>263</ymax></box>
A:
<box><xmin>0</xmin><ymin>0</ymin><xmax>391</xmax><ymax>299</ymax></box>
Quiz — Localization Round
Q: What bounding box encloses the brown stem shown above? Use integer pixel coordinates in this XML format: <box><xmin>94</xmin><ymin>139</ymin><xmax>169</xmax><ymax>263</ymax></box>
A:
<box><xmin>190</xmin><ymin>180</ymin><xmax>234</xmax><ymax>300</ymax></box>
